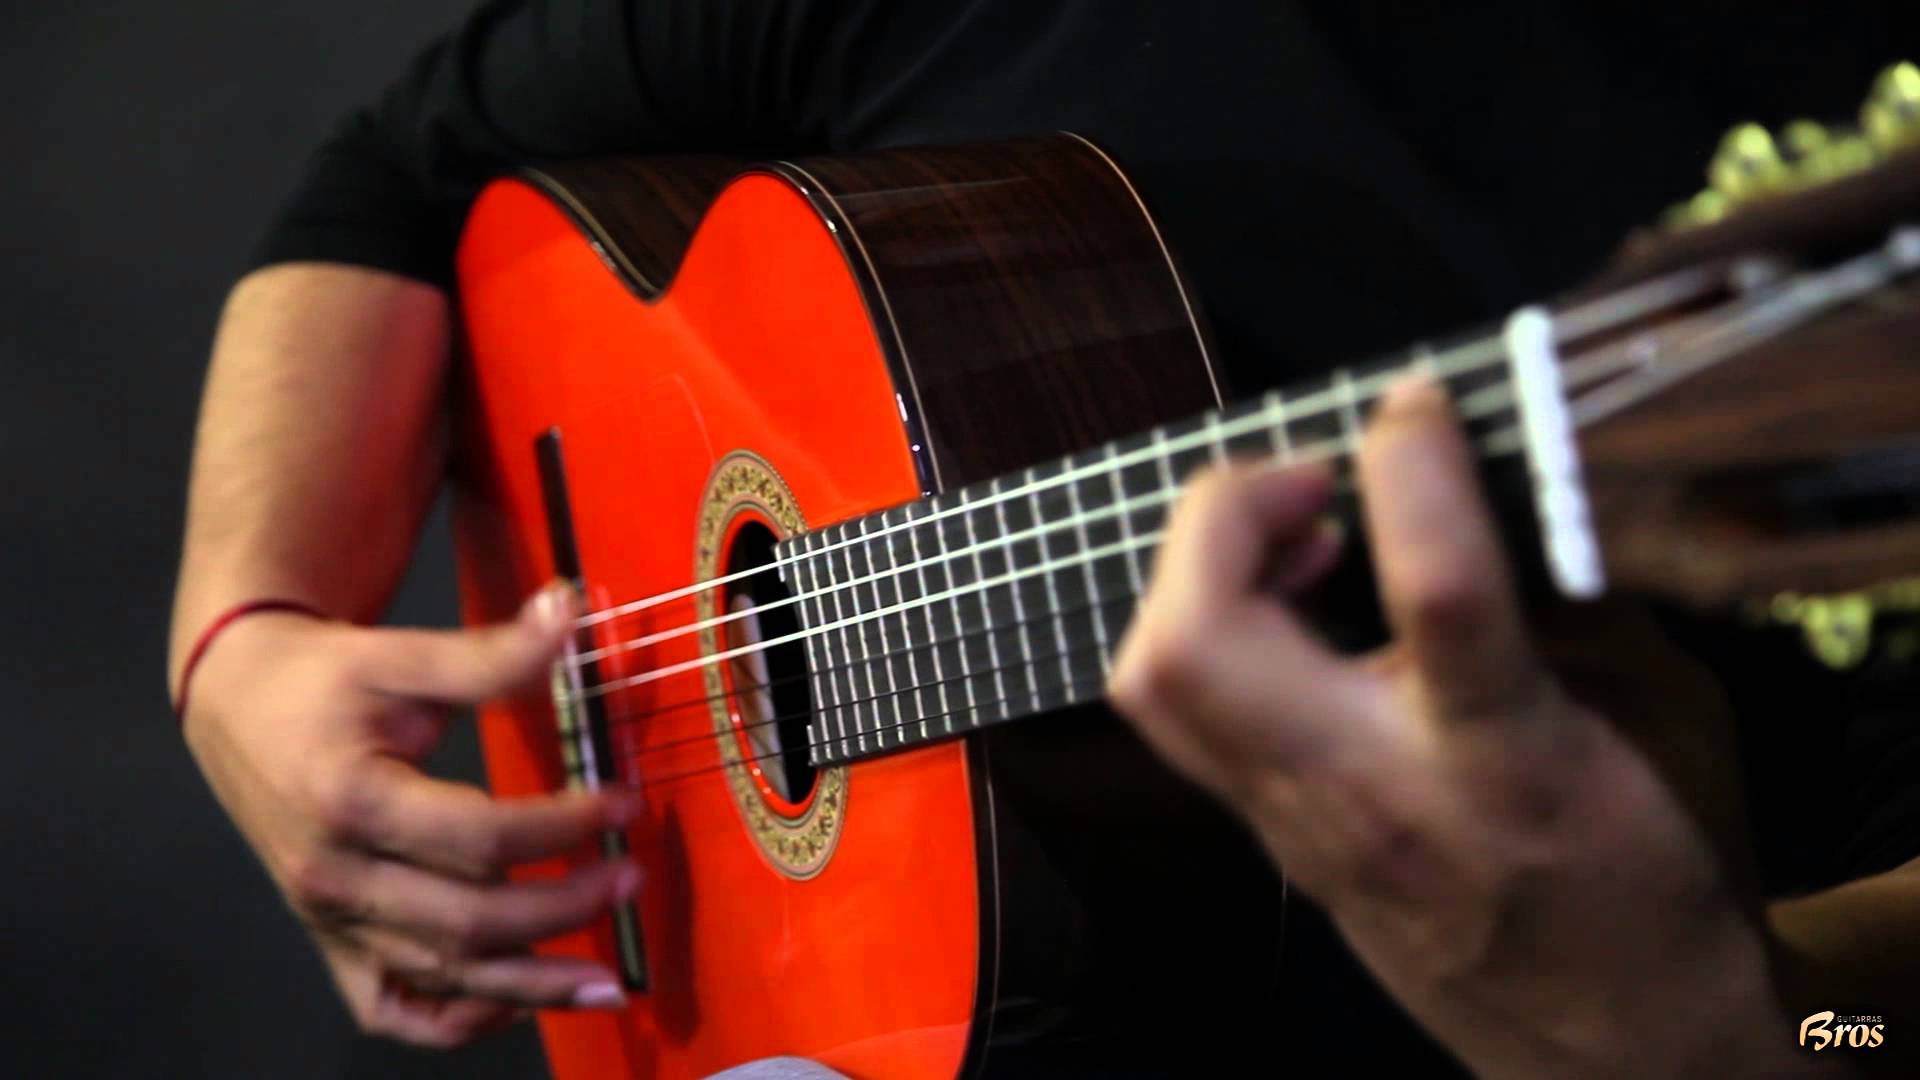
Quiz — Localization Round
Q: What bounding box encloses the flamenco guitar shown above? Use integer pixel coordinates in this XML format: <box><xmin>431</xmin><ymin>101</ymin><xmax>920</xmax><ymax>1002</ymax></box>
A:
<box><xmin>451</xmin><ymin>115</ymin><xmax>1920</xmax><ymax>1076</ymax></box>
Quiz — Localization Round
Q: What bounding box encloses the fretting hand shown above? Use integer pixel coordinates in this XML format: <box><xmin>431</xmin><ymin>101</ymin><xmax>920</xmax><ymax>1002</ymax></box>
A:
<box><xmin>1109</xmin><ymin>376</ymin><xmax>1806</xmax><ymax>1078</ymax></box>
<box><xmin>180</xmin><ymin>583</ymin><xmax>638</xmax><ymax>1046</ymax></box>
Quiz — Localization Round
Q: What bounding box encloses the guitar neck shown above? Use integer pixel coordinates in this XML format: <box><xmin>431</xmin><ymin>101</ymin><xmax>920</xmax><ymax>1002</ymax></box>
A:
<box><xmin>780</xmin><ymin>347</ymin><xmax>1528</xmax><ymax>768</ymax></box>
<box><xmin>781</xmin><ymin>230</ymin><xmax>1920</xmax><ymax>766</ymax></box>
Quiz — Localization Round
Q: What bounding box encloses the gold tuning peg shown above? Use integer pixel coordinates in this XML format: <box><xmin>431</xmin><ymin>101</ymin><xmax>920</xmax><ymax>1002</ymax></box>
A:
<box><xmin>1757</xmin><ymin>577</ymin><xmax>1920</xmax><ymax>670</ymax></box>
<box><xmin>1664</xmin><ymin>62</ymin><xmax>1918</xmax><ymax>232</ymax></box>
<box><xmin>1780</xmin><ymin>119</ymin><xmax>1829</xmax><ymax>158</ymax></box>
<box><xmin>1662</xmin><ymin>187</ymin><xmax>1731</xmax><ymax>229</ymax></box>
<box><xmin>1781</xmin><ymin>117</ymin><xmax>1879</xmax><ymax>185</ymax></box>
<box><xmin>1862</xmin><ymin>60</ymin><xmax>1920</xmax><ymax>152</ymax></box>
<box><xmin>1708</xmin><ymin>122</ymin><xmax>1790</xmax><ymax>204</ymax></box>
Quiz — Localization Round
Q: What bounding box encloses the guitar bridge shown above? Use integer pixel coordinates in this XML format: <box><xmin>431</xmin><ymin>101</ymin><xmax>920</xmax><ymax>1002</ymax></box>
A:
<box><xmin>536</xmin><ymin>427</ymin><xmax>650</xmax><ymax>993</ymax></box>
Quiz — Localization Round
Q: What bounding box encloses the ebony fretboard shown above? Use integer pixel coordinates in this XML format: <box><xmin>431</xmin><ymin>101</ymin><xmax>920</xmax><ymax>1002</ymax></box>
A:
<box><xmin>779</xmin><ymin>361</ymin><xmax>1494</xmax><ymax>767</ymax></box>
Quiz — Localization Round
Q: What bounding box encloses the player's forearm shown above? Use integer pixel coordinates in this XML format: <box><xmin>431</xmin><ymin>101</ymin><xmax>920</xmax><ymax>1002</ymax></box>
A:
<box><xmin>168</xmin><ymin>262</ymin><xmax>452</xmax><ymax>696</ymax></box>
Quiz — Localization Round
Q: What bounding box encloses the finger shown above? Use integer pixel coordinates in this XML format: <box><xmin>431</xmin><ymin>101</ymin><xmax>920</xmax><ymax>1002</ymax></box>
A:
<box><xmin>333</xmin><ymin>923</ymin><xmax>625</xmax><ymax>1011</ymax></box>
<box><xmin>399</xmin><ymin>950</ymin><xmax>631</xmax><ymax>1011</ymax></box>
<box><xmin>355</xmin><ymin>581</ymin><xmax>575</xmax><ymax>704</ymax></box>
<box><xmin>1157</xmin><ymin>460</ymin><xmax>1338</xmax><ymax>597</ymax></box>
<box><xmin>1117</xmin><ymin>462</ymin><xmax>1345</xmax><ymax>699</ymax></box>
<box><xmin>368</xmin><ymin>970</ymin><xmax>525</xmax><ymax>1048</ymax></box>
<box><xmin>1265</xmin><ymin>516</ymin><xmax>1346</xmax><ymax>596</ymax></box>
<box><xmin>1356</xmin><ymin>375</ymin><xmax>1535</xmax><ymax>718</ymax></box>
<box><xmin>1111</xmin><ymin>462</ymin><xmax>1351</xmax><ymax>766</ymax></box>
<box><xmin>356</xmin><ymin>854</ymin><xmax>641</xmax><ymax>955</ymax></box>
<box><xmin>338</xmin><ymin>757</ymin><xmax>641</xmax><ymax>879</ymax></box>
<box><xmin>321</xmin><ymin>944</ymin><xmax>522</xmax><ymax>1049</ymax></box>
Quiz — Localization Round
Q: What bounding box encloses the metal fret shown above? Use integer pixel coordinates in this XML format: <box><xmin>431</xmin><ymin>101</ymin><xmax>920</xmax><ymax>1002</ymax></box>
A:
<box><xmin>874</xmin><ymin>507</ymin><xmax>926</xmax><ymax>746</ymax></box>
<box><xmin>798</xmin><ymin>534</ymin><xmax>850</xmax><ymax>761</ymax></box>
<box><xmin>1335</xmin><ymin>368</ymin><xmax>1363</xmax><ymax>449</ymax></box>
<box><xmin>825</xmin><ymin>532</ymin><xmax>864</xmax><ymax>760</ymax></box>
<box><xmin>903</xmin><ymin>503</ymin><xmax>948</xmax><ymax>742</ymax></box>
<box><xmin>1219</xmin><ymin>397</ymin><xmax>1278</xmax><ymax>459</ymax></box>
<box><xmin>1150</xmin><ymin>426</ymin><xmax>1179</xmax><ymax>501</ymax></box>
<box><xmin>838</xmin><ymin>527</ymin><xmax>884</xmax><ymax>753</ymax></box>
<box><xmin>989</xmin><ymin>474</ymin><xmax>1043</xmax><ymax>713</ymax></box>
<box><xmin>852</xmin><ymin>515</ymin><xmax>907</xmax><ymax>748</ymax></box>
<box><xmin>1064</xmin><ymin>470</ymin><xmax>1112</xmax><ymax>675</ymax></box>
<box><xmin>1411</xmin><ymin>341</ymin><xmax>1440</xmax><ymax>379</ymax></box>
<box><xmin>957</xmin><ymin>487</ymin><xmax>1009</xmax><ymax>724</ymax></box>
<box><xmin>1262</xmin><ymin>389</ymin><xmax>1294</xmax><ymax>460</ymax></box>
<box><xmin>942</xmin><ymin>498</ymin><xmax>980</xmax><ymax>731</ymax></box>
<box><xmin>1102</xmin><ymin>443</ymin><xmax>1147</xmax><ymax>597</ymax></box>
<box><xmin>815</xmin><ymin>529</ymin><xmax>868</xmax><ymax>755</ymax></box>
<box><xmin>1204</xmin><ymin>411</ymin><xmax>1228</xmax><ymax>464</ymax></box>
<box><xmin>1024</xmin><ymin>464</ymin><xmax>1074</xmax><ymax>692</ymax></box>
<box><xmin>1281</xmin><ymin>373</ymin><xmax>1348</xmax><ymax>459</ymax></box>
<box><xmin>785</xmin><ymin>542</ymin><xmax>822</xmax><ymax>760</ymax></box>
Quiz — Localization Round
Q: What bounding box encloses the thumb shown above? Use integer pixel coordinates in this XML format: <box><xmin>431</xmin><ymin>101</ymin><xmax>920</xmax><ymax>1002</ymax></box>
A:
<box><xmin>356</xmin><ymin>581</ymin><xmax>577</xmax><ymax>705</ymax></box>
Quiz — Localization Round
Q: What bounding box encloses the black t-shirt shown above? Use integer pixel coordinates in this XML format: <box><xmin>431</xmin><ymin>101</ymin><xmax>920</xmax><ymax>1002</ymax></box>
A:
<box><xmin>256</xmin><ymin>0</ymin><xmax>1919</xmax><ymax>1067</ymax></box>
<box><xmin>260</xmin><ymin>2</ymin><xmax>1920</xmax><ymax>401</ymax></box>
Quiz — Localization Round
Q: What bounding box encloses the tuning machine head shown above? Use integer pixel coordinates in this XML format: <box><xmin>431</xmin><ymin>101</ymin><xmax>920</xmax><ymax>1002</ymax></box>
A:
<box><xmin>1708</xmin><ymin>123</ymin><xmax>1789</xmax><ymax>204</ymax></box>
<box><xmin>1665</xmin><ymin>61</ymin><xmax>1917</xmax><ymax>230</ymax></box>
<box><xmin>1863</xmin><ymin>60</ymin><xmax>1920</xmax><ymax>152</ymax></box>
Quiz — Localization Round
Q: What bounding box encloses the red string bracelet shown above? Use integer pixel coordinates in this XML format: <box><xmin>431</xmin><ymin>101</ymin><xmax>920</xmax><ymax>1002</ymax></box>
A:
<box><xmin>173</xmin><ymin>599</ymin><xmax>325</xmax><ymax>722</ymax></box>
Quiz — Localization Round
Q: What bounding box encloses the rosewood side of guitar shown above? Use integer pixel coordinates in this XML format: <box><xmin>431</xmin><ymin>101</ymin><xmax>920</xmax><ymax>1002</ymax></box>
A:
<box><xmin>450</xmin><ymin>136</ymin><xmax>1293</xmax><ymax>1078</ymax></box>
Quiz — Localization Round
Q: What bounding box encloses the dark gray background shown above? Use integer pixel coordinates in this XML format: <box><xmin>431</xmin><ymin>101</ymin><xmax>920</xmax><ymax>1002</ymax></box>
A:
<box><xmin>6</xmin><ymin>3</ymin><xmax>1914</xmax><ymax>1078</ymax></box>
<box><xmin>1</xmin><ymin>2</ymin><xmax>544</xmax><ymax>1075</ymax></box>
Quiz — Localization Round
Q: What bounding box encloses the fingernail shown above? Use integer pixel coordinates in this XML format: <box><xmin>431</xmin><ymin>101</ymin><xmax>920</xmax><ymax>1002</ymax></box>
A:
<box><xmin>1379</xmin><ymin>372</ymin><xmax>1447</xmax><ymax>417</ymax></box>
<box><xmin>1260</xmin><ymin>455</ymin><xmax>1338</xmax><ymax>492</ymax></box>
<box><xmin>573</xmin><ymin>982</ymin><xmax>627</xmax><ymax>1010</ymax></box>
<box><xmin>528</xmin><ymin>582</ymin><xmax>573</xmax><ymax>629</ymax></box>
<box><xmin>613</xmin><ymin>862</ymin><xmax>643</xmax><ymax>902</ymax></box>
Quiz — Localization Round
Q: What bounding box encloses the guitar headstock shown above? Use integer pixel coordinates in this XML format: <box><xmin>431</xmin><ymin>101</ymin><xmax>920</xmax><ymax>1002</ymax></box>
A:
<box><xmin>1554</xmin><ymin>63</ymin><xmax>1920</xmax><ymax>668</ymax></box>
<box><xmin>1598</xmin><ymin>62</ymin><xmax>1920</xmax><ymax>288</ymax></box>
<box><xmin>1664</xmin><ymin>61</ymin><xmax>1920</xmax><ymax>232</ymax></box>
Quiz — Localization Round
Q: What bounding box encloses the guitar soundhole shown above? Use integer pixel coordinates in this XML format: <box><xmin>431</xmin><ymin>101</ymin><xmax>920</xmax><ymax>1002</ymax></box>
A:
<box><xmin>723</xmin><ymin>522</ymin><xmax>818</xmax><ymax>805</ymax></box>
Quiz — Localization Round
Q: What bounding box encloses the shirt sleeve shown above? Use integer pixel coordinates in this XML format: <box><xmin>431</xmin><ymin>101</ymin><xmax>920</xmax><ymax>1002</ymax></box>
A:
<box><xmin>251</xmin><ymin>0</ymin><xmax>847</xmax><ymax>289</ymax></box>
